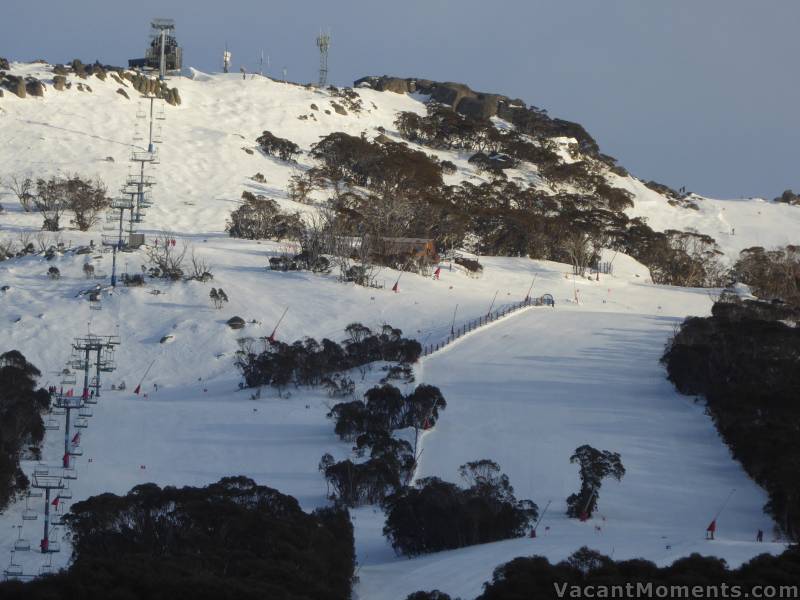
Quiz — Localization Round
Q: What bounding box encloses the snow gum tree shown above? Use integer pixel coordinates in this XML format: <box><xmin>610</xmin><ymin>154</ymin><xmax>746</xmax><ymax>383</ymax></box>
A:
<box><xmin>566</xmin><ymin>445</ymin><xmax>625</xmax><ymax>519</ymax></box>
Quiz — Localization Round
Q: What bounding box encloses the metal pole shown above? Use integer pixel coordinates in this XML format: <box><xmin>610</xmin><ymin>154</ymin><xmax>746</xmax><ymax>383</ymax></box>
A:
<box><xmin>95</xmin><ymin>346</ymin><xmax>102</xmax><ymax>398</ymax></box>
<box><xmin>159</xmin><ymin>29</ymin><xmax>166</xmax><ymax>81</ymax></box>
<box><xmin>43</xmin><ymin>488</ymin><xmax>51</xmax><ymax>552</ymax></box>
<box><xmin>450</xmin><ymin>304</ymin><xmax>458</xmax><ymax>336</ymax></box>
<box><xmin>83</xmin><ymin>347</ymin><xmax>91</xmax><ymax>400</ymax></box>
<box><xmin>487</xmin><ymin>290</ymin><xmax>499</xmax><ymax>317</ymax></box>
<box><xmin>525</xmin><ymin>276</ymin><xmax>535</xmax><ymax>302</ymax></box>
<box><xmin>64</xmin><ymin>406</ymin><xmax>71</xmax><ymax>463</ymax></box>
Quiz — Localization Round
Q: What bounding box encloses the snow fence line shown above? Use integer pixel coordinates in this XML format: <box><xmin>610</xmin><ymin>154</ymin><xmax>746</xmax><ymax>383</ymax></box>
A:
<box><xmin>420</xmin><ymin>295</ymin><xmax>554</xmax><ymax>358</ymax></box>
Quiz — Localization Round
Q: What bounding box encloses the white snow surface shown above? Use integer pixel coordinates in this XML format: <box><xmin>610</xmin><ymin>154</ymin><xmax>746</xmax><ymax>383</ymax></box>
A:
<box><xmin>0</xmin><ymin>63</ymin><xmax>797</xmax><ymax>597</ymax></box>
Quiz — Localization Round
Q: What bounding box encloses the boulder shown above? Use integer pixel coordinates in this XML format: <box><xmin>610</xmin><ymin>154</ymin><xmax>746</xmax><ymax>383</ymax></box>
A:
<box><xmin>456</xmin><ymin>94</ymin><xmax>505</xmax><ymax>120</ymax></box>
<box><xmin>26</xmin><ymin>79</ymin><xmax>45</xmax><ymax>97</ymax></box>
<box><xmin>116</xmin><ymin>88</ymin><xmax>129</xmax><ymax>99</ymax></box>
<box><xmin>0</xmin><ymin>57</ymin><xmax>9</xmax><ymax>70</ymax></box>
<box><xmin>330</xmin><ymin>101</ymin><xmax>347</xmax><ymax>115</ymax></box>
<box><xmin>53</xmin><ymin>75</ymin><xmax>67</xmax><ymax>91</ymax></box>
<box><xmin>227</xmin><ymin>316</ymin><xmax>246</xmax><ymax>330</ymax></box>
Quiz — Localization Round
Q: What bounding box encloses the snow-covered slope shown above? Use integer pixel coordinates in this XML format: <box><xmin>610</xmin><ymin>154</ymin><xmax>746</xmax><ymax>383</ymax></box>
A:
<box><xmin>2</xmin><ymin>61</ymin><xmax>799</xmax><ymax>259</ymax></box>
<box><xmin>0</xmin><ymin>62</ymin><xmax>797</xmax><ymax>596</ymax></box>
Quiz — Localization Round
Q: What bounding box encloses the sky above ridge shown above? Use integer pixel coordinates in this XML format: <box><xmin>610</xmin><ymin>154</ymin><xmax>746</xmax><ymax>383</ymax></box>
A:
<box><xmin>4</xmin><ymin>0</ymin><xmax>798</xmax><ymax>200</ymax></box>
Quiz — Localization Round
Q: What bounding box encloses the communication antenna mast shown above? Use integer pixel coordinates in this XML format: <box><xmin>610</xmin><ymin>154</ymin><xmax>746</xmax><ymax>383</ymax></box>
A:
<box><xmin>223</xmin><ymin>44</ymin><xmax>231</xmax><ymax>74</ymax></box>
<box><xmin>316</xmin><ymin>29</ymin><xmax>330</xmax><ymax>88</ymax></box>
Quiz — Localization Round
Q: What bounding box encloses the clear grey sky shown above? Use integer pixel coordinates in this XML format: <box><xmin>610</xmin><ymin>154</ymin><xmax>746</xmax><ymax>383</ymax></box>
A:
<box><xmin>4</xmin><ymin>1</ymin><xmax>798</xmax><ymax>199</ymax></box>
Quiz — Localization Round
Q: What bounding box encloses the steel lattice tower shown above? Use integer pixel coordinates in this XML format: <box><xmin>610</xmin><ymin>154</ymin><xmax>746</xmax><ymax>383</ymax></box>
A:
<box><xmin>316</xmin><ymin>31</ymin><xmax>330</xmax><ymax>88</ymax></box>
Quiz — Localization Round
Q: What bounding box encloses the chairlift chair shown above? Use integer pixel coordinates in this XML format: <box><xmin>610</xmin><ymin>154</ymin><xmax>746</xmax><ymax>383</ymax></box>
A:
<box><xmin>68</xmin><ymin>446</ymin><xmax>83</xmax><ymax>457</ymax></box>
<box><xmin>62</xmin><ymin>466</ymin><xmax>77</xmax><ymax>480</ymax></box>
<box><xmin>51</xmin><ymin>405</ymin><xmax>66</xmax><ymax>416</ymax></box>
<box><xmin>59</xmin><ymin>484</ymin><xmax>73</xmax><ymax>500</ymax></box>
<box><xmin>42</xmin><ymin>539</ymin><xmax>61</xmax><ymax>553</ymax></box>
<box><xmin>74</xmin><ymin>418</ymin><xmax>89</xmax><ymax>429</ymax></box>
<box><xmin>78</xmin><ymin>406</ymin><xmax>93</xmax><ymax>418</ymax></box>
<box><xmin>22</xmin><ymin>495</ymin><xmax>38</xmax><ymax>521</ymax></box>
<box><xmin>44</xmin><ymin>417</ymin><xmax>60</xmax><ymax>431</ymax></box>
<box><xmin>26</xmin><ymin>488</ymin><xmax>43</xmax><ymax>499</ymax></box>
<box><xmin>3</xmin><ymin>552</ymin><xmax>23</xmax><ymax>578</ymax></box>
<box><xmin>33</xmin><ymin>465</ymin><xmax>49</xmax><ymax>477</ymax></box>
<box><xmin>14</xmin><ymin>526</ymin><xmax>31</xmax><ymax>552</ymax></box>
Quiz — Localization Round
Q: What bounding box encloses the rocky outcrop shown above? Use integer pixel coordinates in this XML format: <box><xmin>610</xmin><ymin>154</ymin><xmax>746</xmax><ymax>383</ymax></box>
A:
<box><xmin>354</xmin><ymin>74</ymin><xmax>601</xmax><ymax>155</ymax></box>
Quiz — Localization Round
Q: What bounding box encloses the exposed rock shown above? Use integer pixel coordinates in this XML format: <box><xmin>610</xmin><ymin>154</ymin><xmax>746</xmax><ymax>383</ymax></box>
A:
<box><xmin>0</xmin><ymin>57</ymin><xmax>9</xmax><ymax>70</ymax></box>
<box><xmin>468</xmin><ymin>151</ymin><xmax>516</xmax><ymax>172</ymax></box>
<box><xmin>226</xmin><ymin>316</ymin><xmax>246</xmax><ymax>330</ymax></box>
<box><xmin>354</xmin><ymin>75</ymin><xmax>413</xmax><ymax>94</ymax></box>
<box><xmin>15</xmin><ymin>78</ymin><xmax>26</xmax><ymax>98</ymax></box>
<box><xmin>310</xmin><ymin>103</ymin><xmax>318</xmax><ymax>110</ymax></box>
<box><xmin>330</xmin><ymin>101</ymin><xmax>347</xmax><ymax>116</ymax></box>
<box><xmin>116</xmin><ymin>88</ymin><xmax>129</xmax><ymax>99</ymax></box>
<box><xmin>456</xmin><ymin>94</ymin><xmax>505</xmax><ymax>120</ymax></box>
<box><xmin>26</xmin><ymin>79</ymin><xmax>45</xmax><ymax>97</ymax></box>
<box><xmin>53</xmin><ymin>64</ymin><xmax>68</xmax><ymax>76</ymax></box>
<box><xmin>53</xmin><ymin>75</ymin><xmax>67</xmax><ymax>91</ymax></box>
<box><xmin>171</xmin><ymin>87</ymin><xmax>181</xmax><ymax>105</ymax></box>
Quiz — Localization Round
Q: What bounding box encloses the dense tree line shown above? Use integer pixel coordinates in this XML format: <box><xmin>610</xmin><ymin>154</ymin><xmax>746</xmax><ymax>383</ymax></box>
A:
<box><xmin>0</xmin><ymin>477</ymin><xmax>355</xmax><ymax>600</ymax></box>
<box><xmin>732</xmin><ymin>245</ymin><xmax>800</xmax><ymax>307</ymax></box>
<box><xmin>235</xmin><ymin>323</ymin><xmax>421</xmax><ymax>391</ymax></box>
<box><xmin>0</xmin><ymin>351</ymin><xmax>50</xmax><ymax>510</ymax></box>
<box><xmin>230</xmin><ymin>104</ymin><xmax>728</xmax><ymax>287</ymax></box>
<box><xmin>662</xmin><ymin>296</ymin><xmax>800</xmax><ymax>540</ymax></box>
<box><xmin>475</xmin><ymin>546</ymin><xmax>800</xmax><ymax>600</ymax></box>
<box><xmin>383</xmin><ymin>460</ymin><xmax>538</xmax><ymax>556</ymax></box>
<box><xmin>303</xmin><ymin>111</ymin><xmax>724</xmax><ymax>285</ymax></box>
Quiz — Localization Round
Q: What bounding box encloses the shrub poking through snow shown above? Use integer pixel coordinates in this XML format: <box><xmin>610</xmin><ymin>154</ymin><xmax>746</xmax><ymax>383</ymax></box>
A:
<box><xmin>256</xmin><ymin>130</ymin><xmax>301</xmax><ymax>162</ymax></box>
<box><xmin>227</xmin><ymin>192</ymin><xmax>304</xmax><ymax>241</ymax></box>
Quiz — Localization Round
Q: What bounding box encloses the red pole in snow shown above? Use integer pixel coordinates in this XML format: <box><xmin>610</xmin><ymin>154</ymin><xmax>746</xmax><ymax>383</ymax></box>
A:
<box><xmin>267</xmin><ymin>306</ymin><xmax>289</xmax><ymax>344</ymax></box>
<box><xmin>706</xmin><ymin>488</ymin><xmax>736</xmax><ymax>540</ymax></box>
<box><xmin>134</xmin><ymin>359</ymin><xmax>156</xmax><ymax>395</ymax></box>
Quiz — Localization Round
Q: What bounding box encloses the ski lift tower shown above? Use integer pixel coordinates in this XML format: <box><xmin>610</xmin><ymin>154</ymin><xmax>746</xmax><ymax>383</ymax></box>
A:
<box><xmin>70</xmin><ymin>333</ymin><xmax>120</xmax><ymax>402</ymax></box>
<box><xmin>223</xmin><ymin>44</ymin><xmax>231</xmax><ymax>74</ymax></box>
<box><xmin>316</xmin><ymin>30</ymin><xmax>330</xmax><ymax>88</ymax></box>
<box><xmin>128</xmin><ymin>19</ymin><xmax>182</xmax><ymax>80</ymax></box>
<box><xmin>31</xmin><ymin>473</ymin><xmax>64</xmax><ymax>553</ymax></box>
<box><xmin>128</xmin><ymin>97</ymin><xmax>163</xmax><ymax>234</ymax></box>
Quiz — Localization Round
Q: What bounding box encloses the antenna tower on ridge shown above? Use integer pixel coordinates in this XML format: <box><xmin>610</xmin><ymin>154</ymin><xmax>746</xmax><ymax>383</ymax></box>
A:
<box><xmin>316</xmin><ymin>30</ymin><xmax>330</xmax><ymax>88</ymax></box>
<box><xmin>223</xmin><ymin>44</ymin><xmax>231</xmax><ymax>74</ymax></box>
